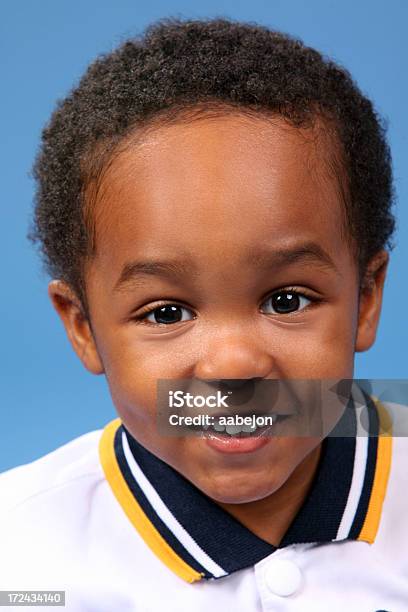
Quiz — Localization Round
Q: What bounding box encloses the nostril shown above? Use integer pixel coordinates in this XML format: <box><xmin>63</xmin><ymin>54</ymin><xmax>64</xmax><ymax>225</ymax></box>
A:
<box><xmin>221</xmin><ymin>379</ymin><xmax>251</xmax><ymax>390</ymax></box>
<box><xmin>204</xmin><ymin>377</ymin><xmax>261</xmax><ymax>389</ymax></box>
<box><xmin>218</xmin><ymin>379</ymin><xmax>257</xmax><ymax>406</ymax></box>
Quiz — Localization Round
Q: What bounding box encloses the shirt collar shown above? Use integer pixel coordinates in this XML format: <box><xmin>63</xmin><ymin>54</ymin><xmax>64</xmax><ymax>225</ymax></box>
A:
<box><xmin>99</xmin><ymin>389</ymin><xmax>392</xmax><ymax>583</ymax></box>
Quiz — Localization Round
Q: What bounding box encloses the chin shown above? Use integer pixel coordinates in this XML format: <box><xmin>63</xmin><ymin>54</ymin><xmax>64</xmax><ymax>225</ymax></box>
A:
<box><xmin>198</xmin><ymin>472</ymin><xmax>281</xmax><ymax>505</ymax></box>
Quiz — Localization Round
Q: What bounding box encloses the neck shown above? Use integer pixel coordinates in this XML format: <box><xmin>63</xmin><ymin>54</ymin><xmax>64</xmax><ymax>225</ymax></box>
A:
<box><xmin>217</xmin><ymin>442</ymin><xmax>322</xmax><ymax>546</ymax></box>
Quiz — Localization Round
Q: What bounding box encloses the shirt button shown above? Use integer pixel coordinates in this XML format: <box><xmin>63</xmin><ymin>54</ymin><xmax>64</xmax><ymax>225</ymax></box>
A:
<box><xmin>264</xmin><ymin>559</ymin><xmax>303</xmax><ymax>597</ymax></box>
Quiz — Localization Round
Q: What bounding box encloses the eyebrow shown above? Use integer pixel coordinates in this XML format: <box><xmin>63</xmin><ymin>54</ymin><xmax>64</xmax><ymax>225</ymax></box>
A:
<box><xmin>114</xmin><ymin>259</ymin><xmax>198</xmax><ymax>293</ymax></box>
<box><xmin>113</xmin><ymin>241</ymin><xmax>340</xmax><ymax>293</ymax></box>
<box><xmin>246</xmin><ymin>242</ymin><xmax>340</xmax><ymax>275</ymax></box>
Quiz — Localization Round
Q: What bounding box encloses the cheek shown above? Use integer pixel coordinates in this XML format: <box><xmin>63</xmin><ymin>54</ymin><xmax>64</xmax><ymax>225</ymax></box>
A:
<box><xmin>277</xmin><ymin>306</ymin><xmax>358</xmax><ymax>378</ymax></box>
<box><xmin>99</xmin><ymin>330</ymin><xmax>186</xmax><ymax>427</ymax></box>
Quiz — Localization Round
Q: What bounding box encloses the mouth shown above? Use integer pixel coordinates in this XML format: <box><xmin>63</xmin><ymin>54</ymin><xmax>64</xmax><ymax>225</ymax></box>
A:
<box><xmin>183</xmin><ymin>412</ymin><xmax>292</xmax><ymax>437</ymax></box>
<box><xmin>200</xmin><ymin>415</ymin><xmax>283</xmax><ymax>454</ymax></box>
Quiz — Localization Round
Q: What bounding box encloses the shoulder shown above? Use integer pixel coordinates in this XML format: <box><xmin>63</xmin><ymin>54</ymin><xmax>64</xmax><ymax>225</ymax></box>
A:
<box><xmin>0</xmin><ymin>428</ymin><xmax>104</xmax><ymax>517</ymax></box>
<box><xmin>372</xmin><ymin>401</ymin><xmax>408</xmax><ymax>561</ymax></box>
<box><xmin>0</xmin><ymin>425</ymin><xmax>173</xmax><ymax>600</ymax></box>
<box><xmin>0</xmin><ymin>428</ymin><xmax>112</xmax><ymax>592</ymax></box>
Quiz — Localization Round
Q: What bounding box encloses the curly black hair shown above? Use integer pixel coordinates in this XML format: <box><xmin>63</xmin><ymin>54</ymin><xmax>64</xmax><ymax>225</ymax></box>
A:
<box><xmin>29</xmin><ymin>17</ymin><xmax>396</xmax><ymax>318</ymax></box>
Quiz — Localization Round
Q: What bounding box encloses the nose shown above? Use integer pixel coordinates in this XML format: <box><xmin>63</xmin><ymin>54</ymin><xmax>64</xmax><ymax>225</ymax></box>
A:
<box><xmin>193</xmin><ymin>336</ymin><xmax>275</xmax><ymax>382</ymax></box>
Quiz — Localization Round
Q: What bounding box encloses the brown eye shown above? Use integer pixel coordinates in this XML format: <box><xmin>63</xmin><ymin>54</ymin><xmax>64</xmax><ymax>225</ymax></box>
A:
<box><xmin>145</xmin><ymin>304</ymin><xmax>194</xmax><ymax>325</ymax></box>
<box><xmin>261</xmin><ymin>291</ymin><xmax>311</xmax><ymax>315</ymax></box>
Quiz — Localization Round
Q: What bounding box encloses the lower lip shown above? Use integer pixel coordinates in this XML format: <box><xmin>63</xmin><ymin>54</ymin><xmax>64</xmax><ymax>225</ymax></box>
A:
<box><xmin>202</xmin><ymin>426</ymin><xmax>274</xmax><ymax>454</ymax></box>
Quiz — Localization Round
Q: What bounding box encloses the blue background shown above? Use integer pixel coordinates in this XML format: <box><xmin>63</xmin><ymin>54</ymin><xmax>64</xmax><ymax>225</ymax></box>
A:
<box><xmin>1</xmin><ymin>0</ymin><xmax>407</xmax><ymax>471</ymax></box>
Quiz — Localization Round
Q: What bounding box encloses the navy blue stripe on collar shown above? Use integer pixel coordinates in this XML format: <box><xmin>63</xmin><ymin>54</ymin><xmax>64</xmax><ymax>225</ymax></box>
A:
<box><xmin>113</xmin><ymin>426</ymin><xmax>215</xmax><ymax>579</ymax></box>
<box><xmin>348</xmin><ymin>392</ymin><xmax>379</xmax><ymax>539</ymax></box>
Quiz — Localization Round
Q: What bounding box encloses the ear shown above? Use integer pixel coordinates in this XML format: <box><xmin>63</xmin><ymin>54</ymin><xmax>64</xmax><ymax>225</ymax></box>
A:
<box><xmin>48</xmin><ymin>280</ymin><xmax>104</xmax><ymax>375</ymax></box>
<box><xmin>355</xmin><ymin>250</ymin><xmax>389</xmax><ymax>353</ymax></box>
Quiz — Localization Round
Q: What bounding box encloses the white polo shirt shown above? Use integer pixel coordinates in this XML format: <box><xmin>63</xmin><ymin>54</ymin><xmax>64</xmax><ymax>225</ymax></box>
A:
<box><xmin>1</xmin><ymin>391</ymin><xmax>407</xmax><ymax>612</ymax></box>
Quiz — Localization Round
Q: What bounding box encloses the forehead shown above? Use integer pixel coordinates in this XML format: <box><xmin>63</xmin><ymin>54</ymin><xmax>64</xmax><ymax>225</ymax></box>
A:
<box><xmin>88</xmin><ymin>113</ymin><xmax>350</xmax><ymax>282</ymax></box>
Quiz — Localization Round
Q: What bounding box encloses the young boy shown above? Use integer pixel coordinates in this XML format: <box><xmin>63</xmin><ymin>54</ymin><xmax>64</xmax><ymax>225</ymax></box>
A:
<box><xmin>1</xmin><ymin>17</ymin><xmax>406</xmax><ymax>612</ymax></box>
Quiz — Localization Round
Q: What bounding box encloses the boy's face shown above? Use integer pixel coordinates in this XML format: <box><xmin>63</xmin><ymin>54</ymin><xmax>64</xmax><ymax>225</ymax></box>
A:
<box><xmin>50</xmin><ymin>114</ymin><xmax>388</xmax><ymax>504</ymax></box>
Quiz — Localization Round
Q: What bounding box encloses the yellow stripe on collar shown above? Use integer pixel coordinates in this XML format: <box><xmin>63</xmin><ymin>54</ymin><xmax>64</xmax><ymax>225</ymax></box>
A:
<box><xmin>99</xmin><ymin>418</ymin><xmax>203</xmax><ymax>583</ymax></box>
<box><xmin>358</xmin><ymin>398</ymin><xmax>393</xmax><ymax>544</ymax></box>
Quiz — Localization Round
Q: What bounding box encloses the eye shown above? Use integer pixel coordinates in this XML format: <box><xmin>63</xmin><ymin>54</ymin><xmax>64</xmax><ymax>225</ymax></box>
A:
<box><xmin>261</xmin><ymin>290</ymin><xmax>312</xmax><ymax>315</ymax></box>
<box><xmin>142</xmin><ymin>304</ymin><xmax>195</xmax><ymax>325</ymax></box>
